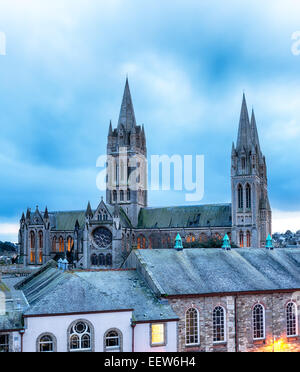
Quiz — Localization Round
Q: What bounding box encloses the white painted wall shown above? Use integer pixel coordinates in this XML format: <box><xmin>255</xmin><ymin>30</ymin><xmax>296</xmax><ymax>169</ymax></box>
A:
<box><xmin>23</xmin><ymin>311</ymin><xmax>133</xmax><ymax>352</ymax></box>
<box><xmin>22</xmin><ymin>312</ymin><xmax>178</xmax><ymax>352</ymax></box>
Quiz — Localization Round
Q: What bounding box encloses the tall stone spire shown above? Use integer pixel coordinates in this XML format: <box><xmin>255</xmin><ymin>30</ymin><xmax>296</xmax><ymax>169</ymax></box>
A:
<box><xmin>250</xmin><ymin>109</ymin><xmax>261</xmax><ymax>155</ymax></box>
<box><xmin>118</xmin><ymin>78</ymin><xmax>136</xmax><ymax>130</ymax></box>
<box><xmin>236</xmin><ymin>94</ymin><xmax>252</xmax><ymax>152</ymax></box>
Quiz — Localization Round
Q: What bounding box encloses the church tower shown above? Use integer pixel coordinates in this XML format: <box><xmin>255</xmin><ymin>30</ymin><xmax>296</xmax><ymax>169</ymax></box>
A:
<box><xmin>231</xmin><ymin>94</ymin><xmax>272</xmax><ymax>248</ymax></box>
<box><xmin>106</xmin><ymin>79</ymin><xmax>148</xmax><ymax>226</ymax></box>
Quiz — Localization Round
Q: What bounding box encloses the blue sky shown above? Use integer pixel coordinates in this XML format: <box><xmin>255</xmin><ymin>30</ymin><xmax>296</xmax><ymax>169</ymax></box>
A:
<box><xmin>0</xmin><ymin>0</ymin><xmax>300</xmax><ymax>241</ymax></box>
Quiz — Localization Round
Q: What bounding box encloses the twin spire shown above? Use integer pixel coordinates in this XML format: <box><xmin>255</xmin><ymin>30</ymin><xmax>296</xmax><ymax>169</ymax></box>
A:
<box><xmin>236</xmin><ymin>93</ymin><xmax>261</xmax><ymax>154</ymax></box>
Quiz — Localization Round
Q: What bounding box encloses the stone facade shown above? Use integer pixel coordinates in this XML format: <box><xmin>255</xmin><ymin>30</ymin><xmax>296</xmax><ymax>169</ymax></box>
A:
<box><xmin>168</xmin><ymin>292</ymin><xmax>300</xmax><ymax>352</ymax></box>
<box><xmin>19</xmin><ymin>80</ymin><xmax>272</xmax><ymax>269</ymax></box>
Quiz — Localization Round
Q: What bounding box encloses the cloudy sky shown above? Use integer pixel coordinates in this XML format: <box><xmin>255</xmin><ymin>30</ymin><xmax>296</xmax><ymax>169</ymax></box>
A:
<box><xmin>0</xmin><ymin>0</ymin><xmax>300</xmax><ymax>241</ymax></box>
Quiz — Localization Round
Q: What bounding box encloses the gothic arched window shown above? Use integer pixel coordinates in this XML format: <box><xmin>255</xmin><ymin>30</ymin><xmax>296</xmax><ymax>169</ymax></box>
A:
<box><xmin>239</xmin><ymin>231</ymin><xmax>244</xmax><ymax>248</ymax></box>
<box><xmin>137</xmin><ymin>235</ymin><xmax>146</xmax><ymax>249</ymax></box>
<box><xmin>120</xmin><ymin>190</ymin><xmax>124</xmax><ymax>202</ymax></box>
<box><xmin>38</xmin><ymin>231</ymin><xmax>43</xmax><ymax>264</ymax></box>
<box><xmin>59</xmin><ymin>237</ymin><xmax>64</xmax><ymax>252</ymax></box>
<box><xmin>52</xmin><ymin>236</ymin><xmax>57</xmax><ymax>252</ymax></box>
<box><xmin>91</xmin><ymin>254</ymin><xmax>98</xmax><ymax>266</ymax></box>
<box><xmin>246</xmin><ymin>184</ymin><xmax>251</xmax><ymax>209</ymax></box>
<box><xmin>98</xmin><ymin>254</ymin><xmax>105</xmax><ymax>266</ymax></box>
<box><xmin>185</xmin><ymin>308</ymin><xmax>199</xmax><ymax>346</ymax></box>
<box><xmin>106</xmin><ymin>253</ymin><xmax>112</xmax><ymax>266</ymax></box>
<box><xmin>238</xmin><ymin>184</ymin><xmax>243</xmax><ymax>209</ymax></box>
<box><xmin>69</xmin><ymin>321</ymin><xmax>92</xmax><ymax>352</ymax></box>
<box><xmin>246</xmin><ymin>231</ymin><xmax>251</xmax><ymax>247</ymax></box>
<box><xmin>286</xmin><ymin>302</ymin><xmax>297</xmax><ymax>337</ymax></box>
<box><xmin>253</xmin><ymin>304</ymin><xmax>265</xmax><ymax>340</ymax></box>
<box><xmin>67</xmin><ymin>237</ymin><xmax>73</xmax><ymax>252</ymax></box>
<box><xmin>213</xmin><ymin>306</ymin><xmax>226</xmax><ymax>343</ymax></box>
<box><xmin>30</xmin><ymin>231</ymin><xmax>35</xmax><ymax>263</ymax></box>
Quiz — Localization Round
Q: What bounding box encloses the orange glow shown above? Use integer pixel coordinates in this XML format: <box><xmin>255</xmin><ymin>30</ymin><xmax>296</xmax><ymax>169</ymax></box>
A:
<box><xmin>273</xmin><ymin>339</ymin><xmax>289</xmax><ymax>352</ymax></box>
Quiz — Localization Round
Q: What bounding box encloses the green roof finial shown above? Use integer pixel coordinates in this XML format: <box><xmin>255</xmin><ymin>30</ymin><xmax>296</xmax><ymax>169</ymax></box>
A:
<box><xmin>174</xmin><ymin>233</ymin><xmax>183</xmax><ymax>251</ymax></box>
<box><xmin>222</xmin><ymin>234</ymin><xmax>231</xmax><ymax>251</ymax></box>
<box><xmin>266</xmin><ymin>234</ymin><xmax>273</xmax><ymax>250</ymax></box>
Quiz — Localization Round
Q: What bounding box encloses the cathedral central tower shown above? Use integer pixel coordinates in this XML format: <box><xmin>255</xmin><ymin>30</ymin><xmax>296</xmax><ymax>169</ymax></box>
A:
<box><xmin>106</xmin><ymin>79</ymin><xmax>148</xmax><ymax>226</ymax></box>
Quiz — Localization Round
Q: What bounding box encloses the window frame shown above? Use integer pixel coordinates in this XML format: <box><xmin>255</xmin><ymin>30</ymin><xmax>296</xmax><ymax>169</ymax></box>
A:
<box><xmin>36</xmin><ymin>333</ymin><xmax>57</xmax><ymax>353</ymax></box>
<box><xmin>0</xmin><ymin>334</ymin><xmax>9</xmax><ymax>352</ymax></box>
<box><xmin>252</xmin><ymin>304</ymin><xmax>266</xmax><ymax>341</ymax></box>
<box><xmin>213</xmin><ymin>306</ymin><xmax>226</xmax><ymax>344</ymax></box>
<box><xmin>104</xmin><ymin>328</ymin><xmax>123</xmax><ymax>352</ymax></box>
<box><xmin>286</xmin><ymin>302</ymin><xmax>298</xmax><ymax>337</ymax></box>
<box><xmin>150</xmin><ymin>323</ymin><xmax>167</xmax><ymax>347</ymax></box>
<box><xmin>185</xmin><ymin>307</ymin><xmax>200</xmax><ymax>346</ymax></box>
<box><xmin>67</xmin><ymin>319</ymin><xmax>94</xmax><ymax>352</ymax></box>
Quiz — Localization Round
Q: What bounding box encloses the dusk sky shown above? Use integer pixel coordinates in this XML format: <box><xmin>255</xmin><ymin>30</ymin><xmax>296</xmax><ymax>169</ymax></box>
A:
<box><xmin>0</xmin><ymin>0</ymin><xmax>300</xmax><ymax>241</ymax></box>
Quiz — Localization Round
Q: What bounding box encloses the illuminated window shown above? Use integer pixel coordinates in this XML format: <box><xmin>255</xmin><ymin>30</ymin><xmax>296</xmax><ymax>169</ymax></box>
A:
<box><xmin>38</xmin><ymin>334</ymin><xmax>55</xmax><ymax>352</ymax></box>
<box><xmin>286</xmin><ymin>302</ymin><xmax>297</xmax><ymax>337</ymax></box>
<box><xmin>246</xmin><ymin>231</ymin><xmax>251</xmax><ymax>247</ymax></box>
<box><xmin>239</xmin><ymin>231</ymin><xmax>244</xmax><ymax>248</ymax></box>
<box><xmin>104</xmin><ymin>329</ymin><xmax>122</xmax><ymax>352</ymax></box>
<box><xmin>30</xmin><ymin>231</ymin><xmax>35</xmax><ymax>263</ymax></box>
<box><xmin>38</xmin><ymin>231</ymin><xmax>43</xmax><ymax>264</ymax></box>
<box><xmin>151</xmin><ymin>323</ymin><xmax>165</xmax><ymax>346</ymax></box>
<box><xmin>0</xmin><ymin>334</ymin><xmax>9</xmax><ymax>352</ymax></box>
<box><xmin>67</xmin><ymin>237</ymin><xmax>73</xmax><ymax>252</ymax></box>
<box><xmin>69</xmin><ymin>321</ymin><xmax>92</xmax><ymax>352</ymax></box>
<box><xmin>213</xmin><ymin>306</ymin><xmax>226</xmax><ymax>343</ymax></box>
<box><xmin>137</xmin><ymin>235</ymin><xmax>146</xmax><ymax>249</ymax></box>
<box><xmin>238</xmin><ymin>184</ymin><xmax>243</xmax><ymax>209</ymax></box>
<box><xmin>185</xmin><ymin>308</ymin><xmax>199</xmax><ymax>345</ymax></box>
<box><xmin>253</xmin><ymin>304</ymin><xmax>265</xmax><ymax>340</ymax></box>
<box><xmin>59</xmin><ymin>237</ymin><xmax>64</xmax><ymax>252</ymax></box>
<box><xmin>246</xmin><ymin>184</ymin><xmax>251</xmax><ymax>209</ymax></box>
<box><xmin>186</xmin><ymin>234</ymin><xmax>195</xmax><ymax>243</ymax></box>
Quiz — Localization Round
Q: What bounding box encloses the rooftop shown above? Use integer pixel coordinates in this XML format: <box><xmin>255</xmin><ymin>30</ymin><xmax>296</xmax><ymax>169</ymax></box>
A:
<box><xmin>127</xmin><ymin>248</ymin><xmax>300</xmax><ymax>296</ymax></box>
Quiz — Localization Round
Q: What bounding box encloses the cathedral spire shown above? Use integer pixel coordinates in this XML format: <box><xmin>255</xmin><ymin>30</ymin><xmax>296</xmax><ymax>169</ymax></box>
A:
<box><xmin>118</xmin><ymin>78</ymin><xmax>137</xmax><ymax>130</ymax></box>
<box><xmin>236</xmin><ymin>93</ymin><xmax>252</xmax><ymax>152</ymax></box>
<box><xmin>108</xmin><ymin>120</ymin><xmax>113</xmax><ymax>136</ymax></box>
<box><xmin>250</xmin><ymin>109</ymin><xmax>261</xmax><ymax>155</ymax></box>
<box><xmin>85</xmin><ymin>201</ymin><xmax>93</xmax><ymax>218</ymax></box>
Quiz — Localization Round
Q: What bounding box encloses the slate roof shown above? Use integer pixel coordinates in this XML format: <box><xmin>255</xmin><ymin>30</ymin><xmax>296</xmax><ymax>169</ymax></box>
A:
<box><xmin>138</xmin><ymin>204</ymin><xmax>232</xmax><ymax>229</ymax></box>
<box><xmin>50</xmin><ymin>210</ymin><xmax>86</xmax><ymax>231</ymax></box>
<box><xmin>129</xmin><ymin>248</ymin><xmax>300</xmax><ymax>296</ymax></box>
<box><xmin>0</xmin><ymin>277</ymin><xmax>27</xmax><ymax>331</ymax></box>
<box><xmin>48</xmin><ymin>205</ymin><xmax>132</xmax><ymax>231</ymax></box>
<box><xmin>14</xmin><ymin>261</ymin><xmax>177</xmax><ymax>322</ymax></box>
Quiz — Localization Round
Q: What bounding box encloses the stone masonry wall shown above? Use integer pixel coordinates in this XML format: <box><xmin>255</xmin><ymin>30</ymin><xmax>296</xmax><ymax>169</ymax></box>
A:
<box><xmin>168</xmin><ymin>292</ymin><xmax>300</xmax><ymax>352</ymax></box>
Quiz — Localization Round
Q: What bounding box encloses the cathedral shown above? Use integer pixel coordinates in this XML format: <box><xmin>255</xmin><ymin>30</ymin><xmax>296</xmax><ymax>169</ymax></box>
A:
<box><xmin>18</xmin><ymin>79</ymin><xmax>272</xmax><ymax>269</ymax></box>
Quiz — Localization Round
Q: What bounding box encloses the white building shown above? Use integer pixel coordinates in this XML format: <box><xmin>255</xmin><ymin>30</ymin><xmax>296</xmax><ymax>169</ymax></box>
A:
<box><xmin>0</xmin><ymin>261</ymin><xmax>178</xmax><ymax>352</ymax></box>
